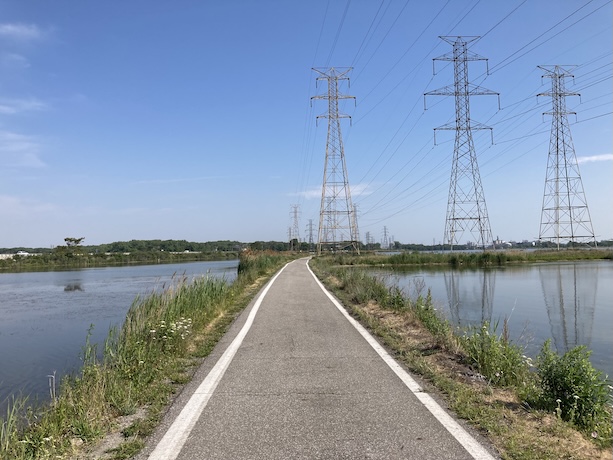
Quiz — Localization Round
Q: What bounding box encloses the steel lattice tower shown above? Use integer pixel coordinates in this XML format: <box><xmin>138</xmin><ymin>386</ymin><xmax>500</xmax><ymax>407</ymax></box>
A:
<box><xmin>425</xmin><ymin>36</ymin><xmax>499</xmax><ymax>250</ymax></box>
<box><xmin>306</xmin><ymin>218</ymin><xmax>314</xmax><ymax>252</ymax></box>
<box><xmin>289</xmin><ymin>204</ymin><xmax>301</xmax><ymax>250</ymax></box>
<box><xmin>537</xmin><ymin>66</ymin><xmax>596</xmax><ymax>249</ymax></box>
<box><xmin>311</xmin><ymin>67</ymin><xmax>360</xmax><ymax>255</ymax></box>
<box><xmin>382</xmin><ymin>226</ymin><xmax>390</xmax><ymax>250</ymax></box>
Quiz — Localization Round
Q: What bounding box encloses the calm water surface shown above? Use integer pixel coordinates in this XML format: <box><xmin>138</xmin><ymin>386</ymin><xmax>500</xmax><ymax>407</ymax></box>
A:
<box><xmin>0</xmin><ymin>260</ymin><xmax>238</xmax><ymax>407</ymax></box>
<box><xmin>372</xmin><ymin>260</ymin><xmax>612</xmax><ymax>379</ymax></box>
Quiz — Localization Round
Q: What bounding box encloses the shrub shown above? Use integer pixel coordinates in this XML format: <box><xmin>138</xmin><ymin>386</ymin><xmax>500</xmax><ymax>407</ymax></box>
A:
<box><xmin>528</xmin><ymin>340</ymin><xmax>612</xmax><ymax>441</ymax></box>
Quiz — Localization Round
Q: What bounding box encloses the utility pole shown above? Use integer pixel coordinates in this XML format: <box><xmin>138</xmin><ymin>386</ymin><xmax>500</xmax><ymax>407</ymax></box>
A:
<box><xmin>537</xmin><ymin>66</ymin><xmax>596</xmax><ymax>249</ymax></box>
<box><xmin>425</xmin><ymin>36</ymin><xmax>498</xmax><ymax>251</ymax></box>
<box><xmin>311</xmin><ymin>67</ymin><xmax>360</xmax><ymax>255</ymax></box>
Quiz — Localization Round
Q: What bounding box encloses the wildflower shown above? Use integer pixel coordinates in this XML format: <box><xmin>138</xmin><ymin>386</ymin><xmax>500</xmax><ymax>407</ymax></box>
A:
<box><xmin>591</xmin><ymin>432</ymin><xmax>598</xmax><ymax>438</ymax></box>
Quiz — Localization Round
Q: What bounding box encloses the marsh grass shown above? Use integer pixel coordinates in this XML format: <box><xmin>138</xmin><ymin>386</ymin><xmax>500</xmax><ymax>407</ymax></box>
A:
<box><xmin>0</xmin><ymin>251</ymin><xmax>293</xmax><ymax>459</ymax></box>
<box><xmin>327</xmin><ymin>248</ymin><xmax>613</xmax><ymax>269</ymax></box>
<box><xmin>310</xmin><ymin>256</ymin><xmax>612</xmax><ymax>457</ymax></box>
<box><xmin>460</xmin><ymin>320</ymin><xmax>530</xmax><ymax>387</ymax></box>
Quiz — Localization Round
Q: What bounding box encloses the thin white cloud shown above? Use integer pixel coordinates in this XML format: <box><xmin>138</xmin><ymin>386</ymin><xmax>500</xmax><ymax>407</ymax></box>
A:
<box><xmin>0</xmin><ymin>52</ymin><xmax>30</xmax><ymax>69</ymax></box>
<box><xmin>350</xmin><ymin>183</ymin><xmax>372</xmax><ymax>197</ymax></box>
<box><xmin>0</xmin><ymin>97</ymin><xmax>48</xmax><ymax>114</ymax></box>
<box><xmin>0</xmin><ymin>130</ymin><xmax>45</xmax><ymax>167</ymax></box>
<box><xmin>133</xmin><ymin>176</ymin><xmax>237</xmax><ymax>185</ymax></box>
<box><xmin>293</xmin><ymin>186</ymin><xmax>321</xmax><ymax>200</ymax></box>
<box><xmin>293</xmin><ymin>183</ymin><xmax>372</xmax><ymax>199</ymax></box>
<box><xmin>0</xmin><ymin>23</ymin><xmax>44</xmax><ymax>42</ymax></box>
<box><xmin>0</xmin><ymin>194</ymin><xmax>57</xmax><ymax>216</ymax></box>
<box><xmin>576</xmin><ymin>154</ymin><xmax>613</xmax><ymax>164</ymax></box>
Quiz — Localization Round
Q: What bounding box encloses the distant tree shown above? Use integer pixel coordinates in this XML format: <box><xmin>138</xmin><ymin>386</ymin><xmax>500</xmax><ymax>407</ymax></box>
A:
<box><xmin>65</xmin><ymin>237</ymin><xmax>85</xmax><ymax>247</ymax></box>
<box><xmin>54</xmin><ymin>237</ymin><xmax>85</xmax><ymax>257</ymax></box>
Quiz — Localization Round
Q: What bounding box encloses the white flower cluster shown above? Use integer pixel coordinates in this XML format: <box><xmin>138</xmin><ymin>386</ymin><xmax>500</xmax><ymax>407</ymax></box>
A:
<box><xmin>158</xmin><ymin>317</ymin><xmax>193</xmax><ymax>340</ymax></box>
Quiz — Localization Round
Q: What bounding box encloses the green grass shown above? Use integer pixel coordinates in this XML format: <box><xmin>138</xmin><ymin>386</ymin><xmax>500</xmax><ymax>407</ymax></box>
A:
<box><xmin>460</xmin><ymin>320</ymin><xmax>530</xmax><ymax>387</ymax></box>
<box><xmin>323</xmin><ymin>248</ymin><xmax>613</xmax><ymax>269</ymax></box>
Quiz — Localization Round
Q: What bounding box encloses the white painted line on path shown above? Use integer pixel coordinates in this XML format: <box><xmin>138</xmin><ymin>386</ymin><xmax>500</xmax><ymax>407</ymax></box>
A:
<box><xmin>306</xmin><ymin>260</ymin><xmax>497</xmax><ymax>460</ymax></box>
<box><xmin>148</xmin><ymin>262</ymin><xmax>291</xmax><ymax>460</ymax></box>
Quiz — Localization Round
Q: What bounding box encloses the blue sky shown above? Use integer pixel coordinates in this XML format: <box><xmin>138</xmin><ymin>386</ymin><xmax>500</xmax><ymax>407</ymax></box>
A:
<box><xmin>0</xmin><ymin>1</ymin><xmax>611</xmax><ymax>248</ymax></box>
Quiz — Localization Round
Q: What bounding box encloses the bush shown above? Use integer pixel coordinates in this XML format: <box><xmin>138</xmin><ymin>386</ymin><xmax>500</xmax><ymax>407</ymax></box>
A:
<box><xmin>336</xmin><ymin>269</ymin><xmax>390</xmax><ymax>306</ymax></box>
<box><xmin>528</xmin><ymin>340</ymin><xmax>612</xmax><ymax>441</ymax></box>
<box><xmin>460</xmin><ymin>321</ymin><xmax>529</xmax><ymax>387</ymax></box>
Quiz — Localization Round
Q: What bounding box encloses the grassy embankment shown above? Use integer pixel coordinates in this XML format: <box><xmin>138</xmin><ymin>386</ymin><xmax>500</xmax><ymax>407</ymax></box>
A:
<box><xmin>0</xmin><ymin>250</ymin><xmax>295</xmax><ymax>460</ymax></box>
<box><xmin>310</xmin><ymin>253</ymin><xmax>612</xmax><ymax>460</ymax></box>
<box><xmin>331</xmin><ymin>248</ymin><xmax>613</xmax><ymax>268</ymax></box>
<box><xmin>0</xmin><ymin>250</ymin><xmax>238</xmax><ymax>272</ymax></box>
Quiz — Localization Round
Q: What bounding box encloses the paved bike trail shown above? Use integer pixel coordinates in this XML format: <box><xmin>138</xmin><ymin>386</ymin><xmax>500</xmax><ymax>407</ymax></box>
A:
<box><xmin>139</xmin><ymin>258</ymin><xmax>498</xmax><ymax>459</ymax></box>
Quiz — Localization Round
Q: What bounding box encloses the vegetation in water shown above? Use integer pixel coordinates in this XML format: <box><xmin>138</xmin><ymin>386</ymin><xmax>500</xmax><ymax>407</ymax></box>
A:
<box><xmin>323</xmin><ymin>248</ymin><xmax>613</xmax><ymax>269</ymax></box>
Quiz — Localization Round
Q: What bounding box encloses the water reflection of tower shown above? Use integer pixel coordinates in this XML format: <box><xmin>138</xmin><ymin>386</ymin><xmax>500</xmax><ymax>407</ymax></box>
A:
<box><xmin>539</xmin><ymin>263</ymin><xmax>597</xmax><ymax>353</ymax></box>
<box><xmin>445</xmin><ymin>270</ymin><xmax>495</xmax><ymax>328</ymax></box>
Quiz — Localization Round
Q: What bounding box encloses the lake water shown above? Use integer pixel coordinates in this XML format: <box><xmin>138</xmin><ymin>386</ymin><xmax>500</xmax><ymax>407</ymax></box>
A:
<box><xmin>0</xmin><ymin>260</ymin><xmax>238</xmax><ymax>409</ymax></box>
<box><xmin>370</xmin><ymin>260</ymin><xmax>612</xmax><ymax>379</ymax></box>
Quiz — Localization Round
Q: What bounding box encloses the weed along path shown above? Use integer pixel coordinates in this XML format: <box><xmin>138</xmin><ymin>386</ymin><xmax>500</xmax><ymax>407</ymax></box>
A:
<box><xmin>139</xmin><ymin>258</ymin><xmax>498</xmax><ymax>460</ymax></box>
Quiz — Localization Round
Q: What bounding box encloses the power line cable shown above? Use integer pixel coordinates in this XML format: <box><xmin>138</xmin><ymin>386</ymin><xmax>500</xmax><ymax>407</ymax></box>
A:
<box><xmin>325</xmin><ymin>0</ymin><xmax>352</xmax><ymax>67</ymax></box>
<box><xmin>489</xmin><ymin>0</ymin><xmax>607</xmax><ymax>74</ymax></box>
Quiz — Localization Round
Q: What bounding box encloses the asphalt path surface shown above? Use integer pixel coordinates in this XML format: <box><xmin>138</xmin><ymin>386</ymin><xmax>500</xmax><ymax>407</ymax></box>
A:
<box><xmin>139</xmin><ymin>258</ymin><xmax>498</xmax><ymax>459</ymax></box>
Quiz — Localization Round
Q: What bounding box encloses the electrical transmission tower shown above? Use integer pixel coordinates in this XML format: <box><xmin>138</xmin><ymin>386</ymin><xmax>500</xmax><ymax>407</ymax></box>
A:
<box><xmin>365</xmin><ymin>231</ymin><xmax>372</xmax><ymax>250</ymax></box>
<box><xmin>537</xmin><ymin>66</ymin><xmax>596</xmax><ymax>249</ymax></box>
<box><xmin>425</xmin><ymin>36</ymin><xmax>499</xmax><ymax>251</ymax></box>
<box><xmin>353</xmin><ymin>205</ymin><xmax>361</xmax><ymax>250</ymax></box>
<box><xmin>289</xmin><ymin>204</ymin><xmax>301</xmax><ymax>251</ymax></box>
<box><xmin>311</xmin><ymin>67</ymin><xmax>360</xmax><ymax>255</ymax></box>
<box><xmin>382</xmin><ymin>226</ymin><xmax>390</xmax><ymax>250</ymax></box>
<box><xmin>306</xmin><ymin>219</ymin><xmax>314</xmax><ymax>252</ymax></box>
